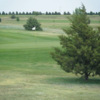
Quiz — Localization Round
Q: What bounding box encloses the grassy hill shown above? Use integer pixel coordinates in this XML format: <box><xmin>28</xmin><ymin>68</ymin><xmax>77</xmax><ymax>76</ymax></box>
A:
<box><xmin>0</xmin><ymin>15</ymin><xmax>100</xmax><ymax>100</ymax></box>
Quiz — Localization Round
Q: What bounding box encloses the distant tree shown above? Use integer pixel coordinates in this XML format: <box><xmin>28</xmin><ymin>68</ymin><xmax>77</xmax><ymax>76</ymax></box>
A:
<box><xmin>9</xmin><ymin>12</ymin><xmax>12</xmax><ymax>15</ymax></box>
<box><xmin>64</xmin><ymin>11</ymin><xmax>71</xmax><ymax>15</ymax></box>
<box><xmin>64</xmin><ymin>12</ymin><xmax>67</xmax><ymax>15</ymax></box>
<box><xmin>51</xmin><ymin>5</ymin><xmax>100</xmax><ymax>80</ymax></box>
<box><xmin>32</xmin><ymin>11</ymin><xmax>43</xmax><ymax>15</ymax></box>
<box><xmin>98</xmin><ymin>12</ymin><xmax>100</xmax><ymax>16</ymax></box>
<box><xmin>56</xmin><ymin>12</ymin><xmax>61</xmax><ymax>15</ymax></box>
<box><xmin>89</xmin><ymin>11</ymin><xmax>94</xmax><ymax>15</ymax></box>
<box><xmin>47</xmin><ymin>12</ymin><xmax>51</xmax><ymax>15</ymax></box>
<box><xmin>95</xmin><ymin>12</ymin><xmax>98</xmax><ymax>15</ymax></box>
<box><xmin>19</xmin><ymin>12</ymin><xmax>22</xmax><ymax>15</ymax></box>
<box><xmin>23</xmin><ymin>17</ymin><xmax>42</xmax><ymax>31</ymax></box>
<box><xmin>39</xmin><ymin>12</ymin><xmax>42</xmax><ymax>15</ymax></box>
<box><xmin>2</xmin><ymin>11</ymin><xmax>5</xmax><ymax>15</ymax></box>
<box><xmin>0</xmin><ymin>18</ymin><xmax>1</xmax><ymax>22</ymax></box>
<box><xmin>55</xmin><ymin>11</ymin><xmax>57</xmax><ymax>15</ymax></box>
<box><xmin>67</xmin><ymin>12</ymin><xmax>71</xmax><ymax>15</ymax></box>
<box><xmin>11</xmin><ymin>15</ymin><xmax>16</xmax><ymax>19</ymax></box>
<box><xmin>26</xmin><ymin>12</ymin><xmax>29</xmax><ymax>15</ymax></box>
<box><xmin>22</xmin><ymin>12</ymin><xmax>25</xmax><ymax>15</ymax></box>
<box><xmin>28</xmin><ymin>12</ymin><xmax>32</xmax><ymax>15</ymax></box>
<box><xmin>16</xmin><ymin>17</ymin><xmax>20</xmax><ymax>21</ymax></box>
<box><xmin>12</xmin><ymin>12</ymin><xmax>15</xmax><ymax>15</ymax></box>
<box><xmin>34</xmin><ymin>11</ymin><xmax>39</xmax><ymax>16</ymax></box>
<box><xmin>16</xmin><ymin>11</ymin><xmax>19</xmax><ymax>15</ymax></box>
<box><xmin>52</xmin><ymin>12</ymin><xmax>54</xmax><ymax>15</ymax></box>
<box><xmin>32</xmin><ymin>11</ymin><xmax>35</xmax><ymax>15</ymax></box>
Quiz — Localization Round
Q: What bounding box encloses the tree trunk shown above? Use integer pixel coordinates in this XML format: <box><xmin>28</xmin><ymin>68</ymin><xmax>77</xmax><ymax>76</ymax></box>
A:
<box><xmin>85</xmin><ymin>72</ymin><xmax>88</xmax><ymax>80</ymax></box>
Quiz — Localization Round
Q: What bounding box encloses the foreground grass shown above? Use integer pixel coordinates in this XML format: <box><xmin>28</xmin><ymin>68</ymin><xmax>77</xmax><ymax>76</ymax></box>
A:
<box><xmin>0</xmin><ymin>71</ymin><xmax>100</xmax><ymax>100</ymax></box>
<box><xmin>0</xmin><ymin>15</ymin><xmax>100</xmax><ymax>100</ymax></box>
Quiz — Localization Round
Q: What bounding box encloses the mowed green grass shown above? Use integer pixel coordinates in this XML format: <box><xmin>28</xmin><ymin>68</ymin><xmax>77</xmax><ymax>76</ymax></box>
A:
<box><xmin>0</xmin><ymin>15</ymin><xmax>100</xmax><ymax>100</ymax></box>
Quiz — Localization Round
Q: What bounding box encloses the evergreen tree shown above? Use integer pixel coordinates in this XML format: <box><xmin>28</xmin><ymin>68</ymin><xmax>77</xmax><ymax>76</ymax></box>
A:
<box><xmin>67</xmin><ymin>11</ymin><xmax>71</xmax><ymax>15</ymax></box>
<box><xmin>23</xmin><ymin>17</ymin><xmax>42</xmax><ymax>31</ymax></box>
<box><xmin>64</xmin><ymin>12</ymin><xmax>67</xmax><ymax>15</ymax></box>
<box><xmin>51</xmin><ymin>5</ymin><xmax>100</xmax><ymax>80</ymax></box>
<box><xmin>28</xmin><ymin>12</ymin><xmax>32</xmax><ymax>15</ymax></box>
<box><xmin>9</xmin><ymin>12</ymin><xmax>12</xmax><ymax>15</ymax></box>
<box><xmin>22</xmin><ymin>12</ymin><xmax>25</xmax><ymax>15</ymax></box>
<box><xmin>16</xmin><ymin>11</ymin><xmax>19</xmax><ymax>15</ymax></box>
<box><xmin>49</xmin><ymin>12</ymin><xmax>52</xmax><ymax>15</ymax></box>
<box><xmin>52</xmin><ymin>12</ymin><xmax>54</xmax><ymax>15</ymax></box>
<box><xmin>19</xmin><ymin>12</ymin><xmax>22</xmax><ymax>15</ymax></box>
<box><xmin>46</xmin><ymin>12</ymin><xmax>49</xmax><ymax>15</ymax></box>
<box><xmin>98</xmin><ymin>12</ymin><xmax>100</xmax><ymax>16</ymax></box>
<box><xmin>26</xmin><ymin>12</ymin><xmax>29</xmax><ymax>15</ymax></box>
<box><xmin>2</xmin><ymin>11</ymin><xmax>5</xmax><ymax>15</ymax></box>
<box><xmin>89</xmin><ymin>11</ymin><xmax>94</xmax><ymax>15</ymax></box>
<box><xmin>16</xmin><ymin>17</ymin><xmax>20</xmax><ymax>21</ymax></box>
<box><xmin>12</xmin><ymin>12</ymin><xmax>15</xmax><ymax>15</ymax></box>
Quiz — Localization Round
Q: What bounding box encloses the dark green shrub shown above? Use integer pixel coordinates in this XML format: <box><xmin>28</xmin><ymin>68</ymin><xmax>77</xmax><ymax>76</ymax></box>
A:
<box><xmin>23</xmin><ymin>17</ymin><xmax>42</xmax><ymax>31</ymax></box>
<box><xmin>51</xmin><ymin>5</ymin><xmax>100</xmax><ymax>80</ymax></box>
<box><xmin>0</xmin><ymin>18</ymin><xmax>1</xmax><ymax>22</ymax></box>
<box><xmin>11</xmin><ymin>15</ymin><xmax>16</xmax><ymax>19</ymax></box>
<box><xmin>16</xmin><ymin>17</ymin><xmax>20</xmax><ymax>21</ymax></box>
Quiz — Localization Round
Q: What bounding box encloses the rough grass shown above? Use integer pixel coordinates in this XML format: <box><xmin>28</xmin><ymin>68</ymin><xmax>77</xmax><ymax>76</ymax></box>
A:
<box><xmin>0</xmin><ymin>15</ymin><xmax>100</xmax><ymax>29</ymax></box>
<box><xmin>0</xmin><ymin>15</ymin><xmax>100</xmax><ymax>100</ymax></box>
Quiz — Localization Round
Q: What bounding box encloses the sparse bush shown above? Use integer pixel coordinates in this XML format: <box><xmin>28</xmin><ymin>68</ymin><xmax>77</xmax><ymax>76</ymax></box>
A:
<box><xmin>23</xmin><ymin>17</ymin><xmax>42</xmax><ymax>31</ymax></box>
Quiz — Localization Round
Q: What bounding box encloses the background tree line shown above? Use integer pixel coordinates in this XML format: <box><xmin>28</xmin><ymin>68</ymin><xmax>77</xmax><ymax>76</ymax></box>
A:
<box><xmin>0</xmin><ymin>11</ymin><xmax>100</xmax><ymax>15</ymax></box>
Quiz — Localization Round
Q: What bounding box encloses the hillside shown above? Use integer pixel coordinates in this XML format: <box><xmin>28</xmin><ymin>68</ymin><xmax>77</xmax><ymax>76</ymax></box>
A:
<box><xmin>0</xmin><ymin>15</ymin><xmax>100</xmax><ymax>100</ymax></box>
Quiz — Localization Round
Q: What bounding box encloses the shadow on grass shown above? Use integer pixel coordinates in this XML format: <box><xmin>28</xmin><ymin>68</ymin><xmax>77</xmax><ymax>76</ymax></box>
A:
<box><xmin>45</xmin><ymin>77</ymin><xmax>100</xmax><ymax>85</ymax></box>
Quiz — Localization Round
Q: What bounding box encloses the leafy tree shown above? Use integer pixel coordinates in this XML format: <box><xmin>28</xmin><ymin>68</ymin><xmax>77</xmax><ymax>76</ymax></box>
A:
<box><xmin>89</xmin><ymin>11</ymin><xmax>95</xmax><ymax>15</ymax></box>
<box><xmin>23</xmin><ymin>17</ymin><xmax>42</xmax><ymax>31</ymax></box>
<box><xmin>64</xmin><ymin>11</ymin><xmax>71</xmax><ymax>15</ymax></box>
<box><xmin>51</xmin><ymin>5</ymin><xmax>100</xmax><ymax>80</ymax></box>
<box><xmin>32</xmin><ymin>11</ymin><xmax>40</xmax><ymax>15</ymax></box>
<box><xmin>98</xmin><ymin>12</ymin><xmax>100</xmax><ymax>16</ymax></box>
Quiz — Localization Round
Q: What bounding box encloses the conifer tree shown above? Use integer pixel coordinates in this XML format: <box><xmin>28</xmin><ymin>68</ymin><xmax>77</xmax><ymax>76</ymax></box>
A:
<box><xmin>51</xmin><ymin>5</ymin><xmax>100</xmax><ymax>80</ymax></box>
<box><xmin>16</xmin><ymin>17</ymin><xmax>20</xmax><ymax>21</ymax></box>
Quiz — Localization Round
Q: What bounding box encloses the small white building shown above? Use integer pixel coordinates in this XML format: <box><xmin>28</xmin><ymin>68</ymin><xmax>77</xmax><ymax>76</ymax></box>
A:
<box><xmin>32</xmin><ymin>27</ymin><xmax>36</xmax><ymax>31</ymax></box>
